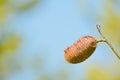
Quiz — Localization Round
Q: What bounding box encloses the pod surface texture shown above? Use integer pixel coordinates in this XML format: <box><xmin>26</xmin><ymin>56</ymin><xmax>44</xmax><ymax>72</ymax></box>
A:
<box><xmin>64</xmin><ymin>36</ymin><xmax>97</xmax><ymax>64</ymax></box>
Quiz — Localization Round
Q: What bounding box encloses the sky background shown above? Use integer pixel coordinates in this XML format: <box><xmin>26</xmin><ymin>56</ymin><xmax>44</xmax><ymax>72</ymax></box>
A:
<box><xmin>1</xmin><ymin>0</ymin><xmax>119</xmax><ymax>80</ymax></box>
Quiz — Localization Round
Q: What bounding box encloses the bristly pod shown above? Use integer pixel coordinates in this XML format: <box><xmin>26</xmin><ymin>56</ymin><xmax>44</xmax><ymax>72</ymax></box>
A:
<box><xmin>64</xmin><ymin>25</ymin><xmax>120</xmax><ymax>64</ymax></box>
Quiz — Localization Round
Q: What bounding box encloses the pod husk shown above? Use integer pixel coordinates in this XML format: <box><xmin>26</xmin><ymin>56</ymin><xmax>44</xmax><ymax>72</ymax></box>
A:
<box><xmin>64</xmin><ymin>36</ymin><xmax>97</xmax><ymax>64</ymax></box>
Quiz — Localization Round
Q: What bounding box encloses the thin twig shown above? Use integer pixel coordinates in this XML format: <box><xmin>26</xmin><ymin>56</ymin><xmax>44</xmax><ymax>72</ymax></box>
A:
<box><xmin>96</xmin><ymin>25</ymin><xmax>105</xmax><ymax>39</ymax></box>
<box><xmin>96</xmin><ymin>25</ymin><xmax>120</xmax><ymax>60</ymax></box>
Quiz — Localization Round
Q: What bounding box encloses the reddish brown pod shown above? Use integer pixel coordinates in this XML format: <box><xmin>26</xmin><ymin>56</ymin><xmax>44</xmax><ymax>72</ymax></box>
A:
<box><xmin>64</xmin><ymin>25</ymin><xmax>120</xmax><ymax>64</ymax></box>
<box><xmin>64</xmin><ymin>36</ymin><xmax>97</xmax><ymax>64</ymax></box>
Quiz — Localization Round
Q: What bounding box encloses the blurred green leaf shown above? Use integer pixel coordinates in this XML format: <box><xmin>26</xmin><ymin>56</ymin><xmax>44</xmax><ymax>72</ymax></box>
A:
<box><xmin>0</xmin><ymin>5</ymin><xmax>11</xmax><ymax>23</ymax></box>
<box><xmin>100</xmin><ymin>0</ymin><xmax>120</xmax><ymax>45</ymax></box>
<box><xmin>0</xmin><ymin>0</ymin><xmax>7</xmax><ymax>5</ymax></box>
<box><xmin>0</xmin><ymin>34</ymin><xmax>20</xmax><ymax>54</ymax></box>
<box><xmin>18</xmin><ymin>0</ymin><xmax>40</xmax><ymax>11</ymax></box>
<box><xmin>86</xmin><ymin>64</ymin><xmax>120</xmax><ymax>80</ymax></box>
<box><xmin>3</xmin><ymin>34</ymin><xmax>20</xmax><ymax>52</ymax></box>
<box><xmin>86</xmin><ymin>66</ymin><xmax>111</xmax><ymax>80</ymax></box>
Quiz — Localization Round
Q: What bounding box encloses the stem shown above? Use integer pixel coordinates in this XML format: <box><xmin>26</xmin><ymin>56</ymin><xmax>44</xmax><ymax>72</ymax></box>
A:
<box><xmin>96</xmin><ymin>25</ymin><xmax>120</xmax><ymax>60</ymax></box>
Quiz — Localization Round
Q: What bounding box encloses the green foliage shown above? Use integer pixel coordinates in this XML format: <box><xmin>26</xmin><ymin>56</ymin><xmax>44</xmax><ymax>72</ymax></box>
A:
<box><xmin>86</xmin><ymin>64</ymin><xmax>120</xmax><ymax>80</ymax></box>
<box><xmin>18</xmin><ymin>0</ymin><xmax>40</xmax><ymax>11</ymax></box>
<box><xmin>101</xmin><ymin>0</ymin><xmax>120</xmax><ymax>45</ymax></box>
<box><xmin>86</xmin><ymin>66</ymin><xmax>111</xmax><ymax>80</ymax></box>
<box><xmin>1</xmin><ymin>34</ymin><xmax>20</xmax><ymax>52</ymax></box>
<box><xmin>0</xmin><ymin>0</ymin><xmax>39</xmax><ymax>23</ymax></box>
<box><xmin>0</xmin><ymin>0</ymin><xmax>7</xmax><ymax>5</ymax></box>
<box><xmin>0</xmin><ymin>0</ymin><xmax>39</xmax><ymax>79</ymax></box>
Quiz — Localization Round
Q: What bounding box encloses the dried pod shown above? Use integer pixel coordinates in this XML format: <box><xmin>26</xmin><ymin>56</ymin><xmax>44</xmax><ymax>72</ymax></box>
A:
<box><xmin>64</xmin><ymin>36</ymin><xmax>97</xmax><ymax>64</ymax></box>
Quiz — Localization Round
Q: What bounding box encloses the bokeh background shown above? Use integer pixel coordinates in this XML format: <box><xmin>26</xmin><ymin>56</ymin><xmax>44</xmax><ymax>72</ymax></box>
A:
<box><xmin>0</xmin><ymin>0</ymin><xmax>120</xmax><ymax>80</ymax></box>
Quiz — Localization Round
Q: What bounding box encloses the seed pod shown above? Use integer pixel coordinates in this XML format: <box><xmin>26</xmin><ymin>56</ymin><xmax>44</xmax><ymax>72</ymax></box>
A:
<box><xmin>64</xmin><ymin>36</ymin><xmax>97</xmax><ymax>64</ymax></box>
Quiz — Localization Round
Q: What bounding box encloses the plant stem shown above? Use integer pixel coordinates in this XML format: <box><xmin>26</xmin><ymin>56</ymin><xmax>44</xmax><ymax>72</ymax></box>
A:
<box><xmin>96</xmin><ymin>25</ymin><xmax>120</xmax><ymax>60</ymax></box>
